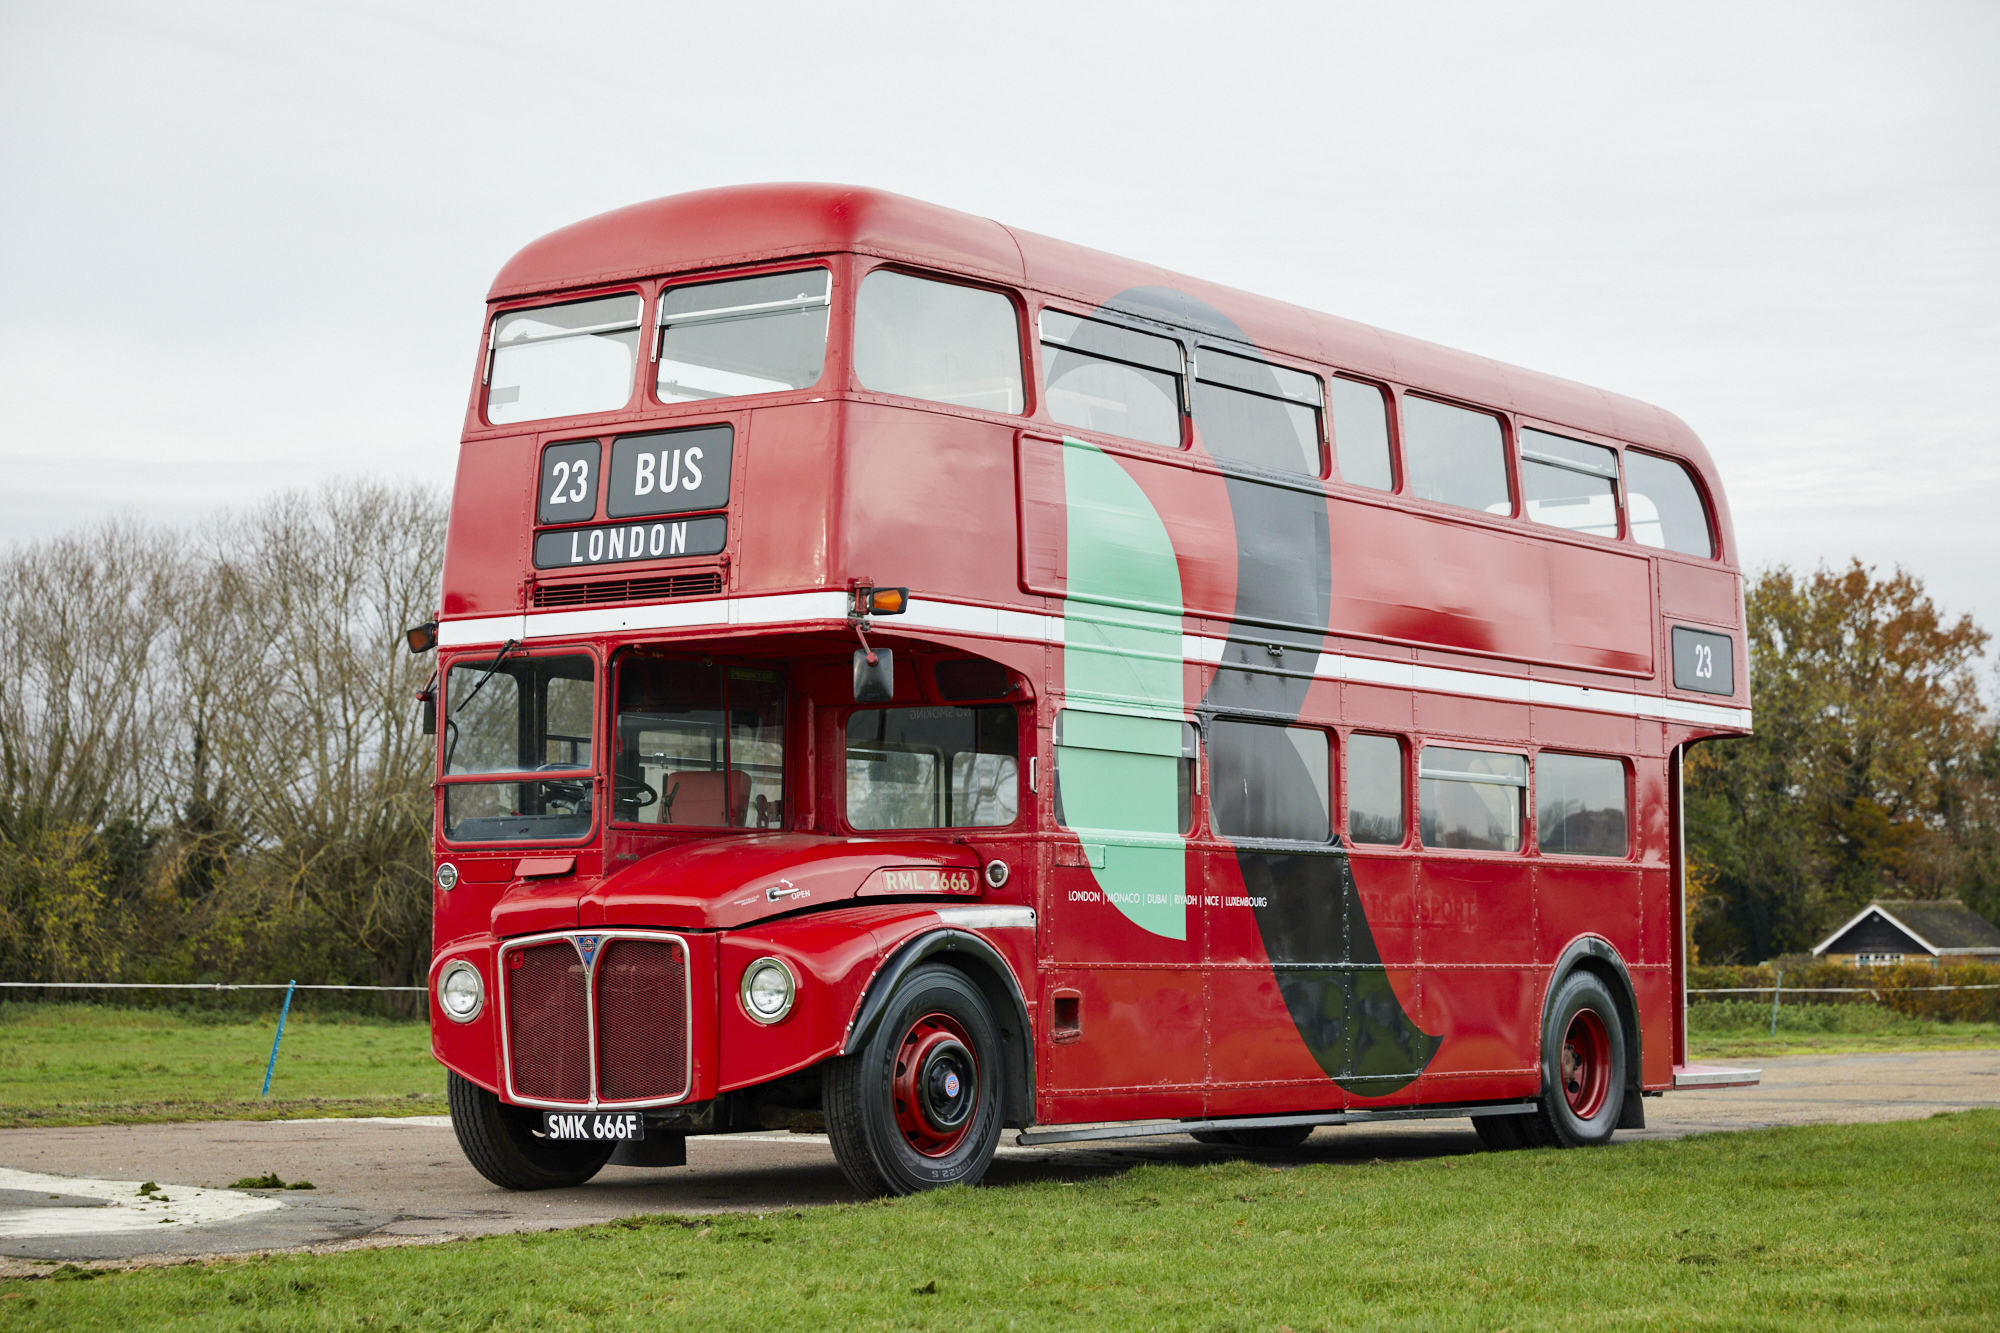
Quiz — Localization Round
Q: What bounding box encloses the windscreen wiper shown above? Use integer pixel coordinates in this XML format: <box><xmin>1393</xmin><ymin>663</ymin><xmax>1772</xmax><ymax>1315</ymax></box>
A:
<box><xmin>453</xmin><ymin>639</ymin><xmax>520</xmax><ymax>717</ymax></box>
<box><xmin>443</xmin><ymin>639</ymin><xmax>520</xmax><ymax>774</ymax></box>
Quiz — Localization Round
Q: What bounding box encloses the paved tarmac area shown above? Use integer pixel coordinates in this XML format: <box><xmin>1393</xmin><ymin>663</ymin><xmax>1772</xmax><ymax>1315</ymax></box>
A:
<box><xmin>0</xmin><ymin>1048</ymin><xmax>1991</xmax><ymax>1270</ymax></box>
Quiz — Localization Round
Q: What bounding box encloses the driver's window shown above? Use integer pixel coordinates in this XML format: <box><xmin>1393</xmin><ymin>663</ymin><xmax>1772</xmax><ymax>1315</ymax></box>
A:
<box><xmin>444</xmin><ymin>654</ymin><xmax>594</xmax><ymax>776</ymax></box>
<box><xmin>614</xmin><ymin>658</ymin><xmax>786</xmax><ymax>827</ymax></box>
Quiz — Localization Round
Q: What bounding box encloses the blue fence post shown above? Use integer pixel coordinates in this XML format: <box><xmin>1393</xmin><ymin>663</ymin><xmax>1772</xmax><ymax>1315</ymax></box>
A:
<box><xmin>261</xmin><ymin>981</ymin><xmax>297</xmax><ymax>1098</ymax></box>
<box><xmin>1769</xmin><ymin>970</ymin><xmax>1783</xmax><ymax>1037</ymax></box>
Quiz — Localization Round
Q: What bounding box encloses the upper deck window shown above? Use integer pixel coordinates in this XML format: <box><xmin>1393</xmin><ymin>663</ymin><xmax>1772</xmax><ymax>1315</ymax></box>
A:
<box><xmin>1522</xmin><ymin>429</ymin><xmax>1620</xmax><ymax>537</ymax></box>
<box><xmin>1329</xmin><ymin>377</ymin><xmax>1395</xmax><ymax>491</ymax></box>
<box><xmin>854</xmin><ymin>271</ymin><xmax>1024</xmax><ymax>413</ymax></box>
<box><xmin>487</xmin><ymin>294</ymin><xmax>642</xmax><ymax>425</ymax></box>
<box><xmin>1403</xmin><ymin>397</ymin><xmax>1512</xmax><ymax>515</ymax></box>
<box><xmin>1040</xmin><ymin>311</ymin><xmax>1183</xmax><ymax>449</ymax></box>
<box><xmin>655</xmin><ymin>268</ymin><xmax>829</xmax><ymax>404</ymax></box>
<box><xmin>1626</xmin><ymin>451</ymin><xmax>1715</xmax><ymax>557</ymax></box>
<box><xmin>1192</xmin><ymin>349</ymin><xmax>1322</xmax><ymax>476</ymax></box>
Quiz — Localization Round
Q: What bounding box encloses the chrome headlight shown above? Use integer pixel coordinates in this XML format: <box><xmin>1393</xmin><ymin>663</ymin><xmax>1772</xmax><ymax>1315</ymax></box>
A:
<box><xmin>435</xmin><ymin>862</ymin><xmax>459</xmax><ymax>891</ymax></box>
<box><xmin>740</xmin><ymin>957</ymin><xmax>797</xmax><ymax>1025</ymax></box>
<box><xmin>438</xmin><ymin>960</ymin><xmax>484</xmax><ymax>1022</ymax></box>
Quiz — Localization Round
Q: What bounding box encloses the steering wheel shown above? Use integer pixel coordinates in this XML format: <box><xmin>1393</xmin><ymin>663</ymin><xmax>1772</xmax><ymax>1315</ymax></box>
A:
<box><xmin>614</xmin><ymin>774</ymin><xmax>659</xmax><ymax>810</ymax></box>
<box><xmin>532</xmin><ymin>763</ymin><xmax>591</xmax><ymax>805</ymax></box>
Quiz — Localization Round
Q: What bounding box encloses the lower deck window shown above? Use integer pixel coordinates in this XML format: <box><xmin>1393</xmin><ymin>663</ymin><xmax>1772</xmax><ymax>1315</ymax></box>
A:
<box><xmin>1346</xmin><ymin>732</ymin><xmax>1406</xmax><ymax>845</ymax></box>
<box><xmin>1053</xmin><ymin>710</ymin><xmax>1196</xmax><ymax>836</ymax></box>
<box><xmin>614</xmin><ymin>659</ymin><xmax>785</xmax><ymax>828</ymax></box>
<box><xmin>1208</xmin><ymin>719</ymin><xmax>1329</xmax><ymax>841</ymax></box>
<box><xmin>1535</xmin><ymin>752</ymin><xmax>1629</xmax><ymax>857</ymax></box>
<box><xmin>1419</xmin><ymin>746</ymin><xmax>1526</xmax><ymax>852</ymax></box>
<box><xmin>846</xmin><ymin>706</ymin><xmax>1020</xmax><ymax>829</ymax></box>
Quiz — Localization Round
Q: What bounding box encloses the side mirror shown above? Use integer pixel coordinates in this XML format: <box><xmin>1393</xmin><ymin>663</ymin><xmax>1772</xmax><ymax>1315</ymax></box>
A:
<box><xmin>418</xmin><ymin>688</ymin><xmax>437</xmax><ymax>735</ymax></box>
<box><xmin>853</xmin><ymin>648</ymin><xmax>894</xmax><ymax>703</ymax></box>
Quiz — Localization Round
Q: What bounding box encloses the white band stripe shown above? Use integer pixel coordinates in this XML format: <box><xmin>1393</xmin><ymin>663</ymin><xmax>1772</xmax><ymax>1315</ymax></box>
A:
<box><xmin>436</xmin><ymin>593</ymin><xmax>1750</xmax><ymax>730</ymax></box>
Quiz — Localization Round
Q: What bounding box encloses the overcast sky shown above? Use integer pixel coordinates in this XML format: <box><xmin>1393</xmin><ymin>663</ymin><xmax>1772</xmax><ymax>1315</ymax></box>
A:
<box><xmin>3</xmin><ymin>0</ymin><xmax>1996</xmax><ymax>647</ymax></box>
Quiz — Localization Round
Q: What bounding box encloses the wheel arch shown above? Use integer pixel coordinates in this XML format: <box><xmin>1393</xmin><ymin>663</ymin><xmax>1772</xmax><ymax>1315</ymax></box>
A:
<box><xmin>842</xmin><ymin>929</ymin><xmax>1035</xmax><ymax>1128</ymax></box>
<box><xmin>1546</xmin><ymin>934</ymin><xmax>1646</xmax><ymax>1130</ymax></box>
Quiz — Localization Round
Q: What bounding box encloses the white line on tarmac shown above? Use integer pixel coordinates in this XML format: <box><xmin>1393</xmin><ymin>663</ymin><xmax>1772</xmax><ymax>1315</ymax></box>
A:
<box><xmin>0</xmin><ymin>1169</ymin><xmax>281</xmax><ymax>1238</ymax></box>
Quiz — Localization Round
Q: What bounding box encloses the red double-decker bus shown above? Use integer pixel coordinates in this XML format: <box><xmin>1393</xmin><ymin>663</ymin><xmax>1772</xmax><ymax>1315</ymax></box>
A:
<box><xmin>420</xmin><ymin>184</ymin><xmax>1757</xmax><ymax>1196</ymax></box>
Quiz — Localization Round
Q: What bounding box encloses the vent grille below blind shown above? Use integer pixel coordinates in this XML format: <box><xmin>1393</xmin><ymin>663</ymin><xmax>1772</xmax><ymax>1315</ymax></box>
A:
<box><xmin>532</xmin><ymin>570</ymin><xmax>723</xmax><ymax>609</ymax></box>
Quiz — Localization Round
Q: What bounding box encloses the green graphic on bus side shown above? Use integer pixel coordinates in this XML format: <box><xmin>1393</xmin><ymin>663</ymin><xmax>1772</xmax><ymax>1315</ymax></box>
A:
<box><xmin>1057</xmin><ymin>438</ymin><xmax>1187</xmax><ymax>941</ymax></box>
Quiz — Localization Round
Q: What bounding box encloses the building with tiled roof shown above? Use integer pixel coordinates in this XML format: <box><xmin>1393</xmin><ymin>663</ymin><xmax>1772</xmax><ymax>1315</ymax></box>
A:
<box><xmin>1811</xmin><ymin>900</ymin><xmax>2000</xmax><ymax>968</ymax></box>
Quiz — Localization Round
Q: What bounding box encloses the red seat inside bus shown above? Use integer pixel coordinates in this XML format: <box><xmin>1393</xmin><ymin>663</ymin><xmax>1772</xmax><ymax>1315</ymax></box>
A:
<box><xmin>660</xmin><ymin>770</ymin><xmax>750</xmax><ymax>826</ymax></box>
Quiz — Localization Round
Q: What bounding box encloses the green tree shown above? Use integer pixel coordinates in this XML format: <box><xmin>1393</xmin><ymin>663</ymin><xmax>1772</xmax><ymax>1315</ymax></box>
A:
<box><xmin>1689</xmin><ymin>562</ymin><xmax>1990</xmax><ymax>961</ymax></box>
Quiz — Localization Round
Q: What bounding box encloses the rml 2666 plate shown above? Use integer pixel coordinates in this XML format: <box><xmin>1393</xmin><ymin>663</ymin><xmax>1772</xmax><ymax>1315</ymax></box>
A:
<box><xmin>543</xmin><ymin>1111</ymin><xmax>644</xmax><ymax>1141</ymax></box>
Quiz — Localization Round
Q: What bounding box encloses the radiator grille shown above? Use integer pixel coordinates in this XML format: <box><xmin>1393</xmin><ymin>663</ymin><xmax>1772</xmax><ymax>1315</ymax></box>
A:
<box><xmin>531</xmin><ymin>570</ymin><xmax>723</xmax><ymax>609</ymax></box>
<box><xmin>594</xmin><ymin>940</ymin><xmax>689</xmax><ymax>1102</ymax></box>
<box><xmin>505</xmin><ymin>942</ymin><xmax>590</xmax><ymax>1102</ymax></box>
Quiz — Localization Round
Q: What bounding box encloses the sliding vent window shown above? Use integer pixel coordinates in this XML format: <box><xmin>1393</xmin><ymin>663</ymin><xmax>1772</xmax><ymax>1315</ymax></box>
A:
<box><xmin>1209</xmin><ymin>720</ymin><xmax>1330</xmax><ymax>841</ymax></box>
<box><xmin>1346</xmin><ymin>732</ymin><xmax>1406</xmax><ymax>845</ymax></box>
<box><xmin>1536</xmin><ymin>753</ymin><xmax>1628</xmax><ymax>857</ymax></box>
<box><xmin>1626</xmin><ymin>452</ymin><xmax>1715</xmax><ymax>557</ymax></box>
<box><xmin>487</xmin><ymin>294</ymin><xmax>642</xmax><ymax>425</ymax></box>
<box><xmin>1419</xmin><ymin>746</ymin><xmax>1526</xmax><ymax>852</ymax></box>
<box><xmin>1192</xmin><ymin>349</ymin><xmax>1322</xmax><ymax>475</ymax></box>
<box><xmin>846</xmin><ymin>706</ymin><xmax>1020</xmax><ymax>830</ymax></box>
<box><xmin>1329</xmin><ymin>377</ymin><xmax>1395</xmax><ymax>490</ymax></box>
<box><xmin>613</xmin><ymin>660</ymin><xmax>786</xmax><ymax>828</ymax></box>
<box><xmin>1522</xmin><ymin>429</ymin><xmax>1619</xmax><ymax>537</ymax></box>
<box><xmin>655</xmin><ymin>268</ymin><xmax>829</xmax><ymax>403</ymax></box>
<box><xmin>1040</xmin><ymin>311</ymin><xmax>1183</xmax><ymax>449</ymax></box>
<box><xmin>854</xmin><ymin>271</ymin><xmax>1024</xmax><ymax>413</ymax></box>
<box><xmin>1403</xmin><ymin>397</ymin><xmax>1511</xmax><ymax>515</ymax></box>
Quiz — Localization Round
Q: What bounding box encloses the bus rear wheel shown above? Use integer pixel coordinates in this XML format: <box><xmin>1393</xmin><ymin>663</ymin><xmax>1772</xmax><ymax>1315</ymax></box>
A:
<box><xmin>824</xmin><ymin>964</ymin><xmax>1004</xmax><ymax>1197</ymax></box>
<box><xmin>1530</xmin><ymin>970</ymin><xmax>1628</xmax><ymax>1148</ymax></box>
<box><xmin>447</xmin><ymin>1072</ymin><xmax>614</xmax><ymax>1190</ymax></box>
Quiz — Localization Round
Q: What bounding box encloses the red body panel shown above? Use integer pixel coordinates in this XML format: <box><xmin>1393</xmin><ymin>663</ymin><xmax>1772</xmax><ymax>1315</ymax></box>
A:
<box><xmin>428</xmin><ymin>184</ymin><xmax>1750</xmax><ymax>1128</ymax></box>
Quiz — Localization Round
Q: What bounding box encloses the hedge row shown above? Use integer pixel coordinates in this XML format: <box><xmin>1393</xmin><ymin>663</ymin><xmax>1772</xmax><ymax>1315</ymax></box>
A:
<box><xmin>1688</xmin><ymin>960</ymin><xmax>2000</xmax><ymax>1022</ymax></box>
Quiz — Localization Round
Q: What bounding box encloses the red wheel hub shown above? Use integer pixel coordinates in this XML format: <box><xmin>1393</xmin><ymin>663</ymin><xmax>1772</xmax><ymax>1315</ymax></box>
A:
<box><xmin>1560</xmin><ymin>1008</ymin><xmax>1612</xmax><ymax>1119</ymax></box>
<box><xmin>891</xmin><ymin>1012</ymin><xmax>978</xmax><ymax>1157</ymax></box>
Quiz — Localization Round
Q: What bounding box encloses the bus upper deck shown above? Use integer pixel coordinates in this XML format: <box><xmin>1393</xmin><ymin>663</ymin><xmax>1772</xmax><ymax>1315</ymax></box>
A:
<box><xmin>439</xmin><ymin>183</ymin><xmax>1744</xmax><ymax>738</ymax></box>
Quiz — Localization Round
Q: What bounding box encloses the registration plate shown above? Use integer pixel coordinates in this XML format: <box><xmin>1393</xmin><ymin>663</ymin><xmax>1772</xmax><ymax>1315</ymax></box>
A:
<box><xmin>542</xmin><ymin>1111</ymin><xmax>645</xmax><ymax>1142</ymax></box>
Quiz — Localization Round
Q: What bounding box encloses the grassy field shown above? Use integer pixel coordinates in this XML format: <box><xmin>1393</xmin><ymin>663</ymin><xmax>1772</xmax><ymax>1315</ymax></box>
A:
<box><xmin>0</xmin><ymin>1001</ymin><xmax>1989</xmax><ymax>1128</ymax></box>
<box><xmin>4</xmin><ymin>1111</ymin><xmax>1995</xmax><ymax>1329</ymax></box>
<box><xmin>0</xmin><ymin>1003</ymin><xmax>442</xmax><ymax>1127</ymax></box>
<box><xmin>1686</xmin><ymin>1000</ymin><xmax>2000</xmax><ymax>1060</ymax></box>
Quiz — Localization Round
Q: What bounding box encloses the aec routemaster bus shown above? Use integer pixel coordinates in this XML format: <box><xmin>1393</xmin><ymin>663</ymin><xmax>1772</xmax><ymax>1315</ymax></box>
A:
<box><xmin>417</xmin><ymin>183</ymin><xmax>1758</xmax><ymax>1197</ymax></box>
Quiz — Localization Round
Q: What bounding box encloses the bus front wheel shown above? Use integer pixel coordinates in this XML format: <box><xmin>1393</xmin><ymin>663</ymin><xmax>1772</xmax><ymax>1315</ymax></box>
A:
<box><xmin>824</xmin><ymin>964</ymin><xmax>1004</xmax><ymax>1197</ymax></box>
<box><xmin>447</xmin><ymin>1072</ymin><xmax>614</xmax><ymax>1190</ymax></box>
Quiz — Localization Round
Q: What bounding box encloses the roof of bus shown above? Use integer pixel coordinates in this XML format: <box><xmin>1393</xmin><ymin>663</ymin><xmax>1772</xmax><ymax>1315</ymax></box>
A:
<box><xmin>489</xmin><ymin>182</ymin><xmax>1722</xmax><ymax>483</ymax></box>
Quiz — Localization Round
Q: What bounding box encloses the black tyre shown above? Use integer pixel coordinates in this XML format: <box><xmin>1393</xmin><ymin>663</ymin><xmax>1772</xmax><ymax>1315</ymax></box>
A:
<box><xmin>1188</xmin><ymin>1129</ymin><xmax>1237</xmax><ymax>1145</ymax></box>
<box><xmin>823</xmin><ymin>964</ymin><xmax>1004</xmax><ymax>1197</ymax></box>
<box><xmin>1524</xmin><ymin>970</ymin><xmax>1628</xmax><ymax>1148</ymax></box>
<box><xmin>448</xmin><ymin>1072</ymin><xmax>614</xmax><ymax>1190</ymax></box>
